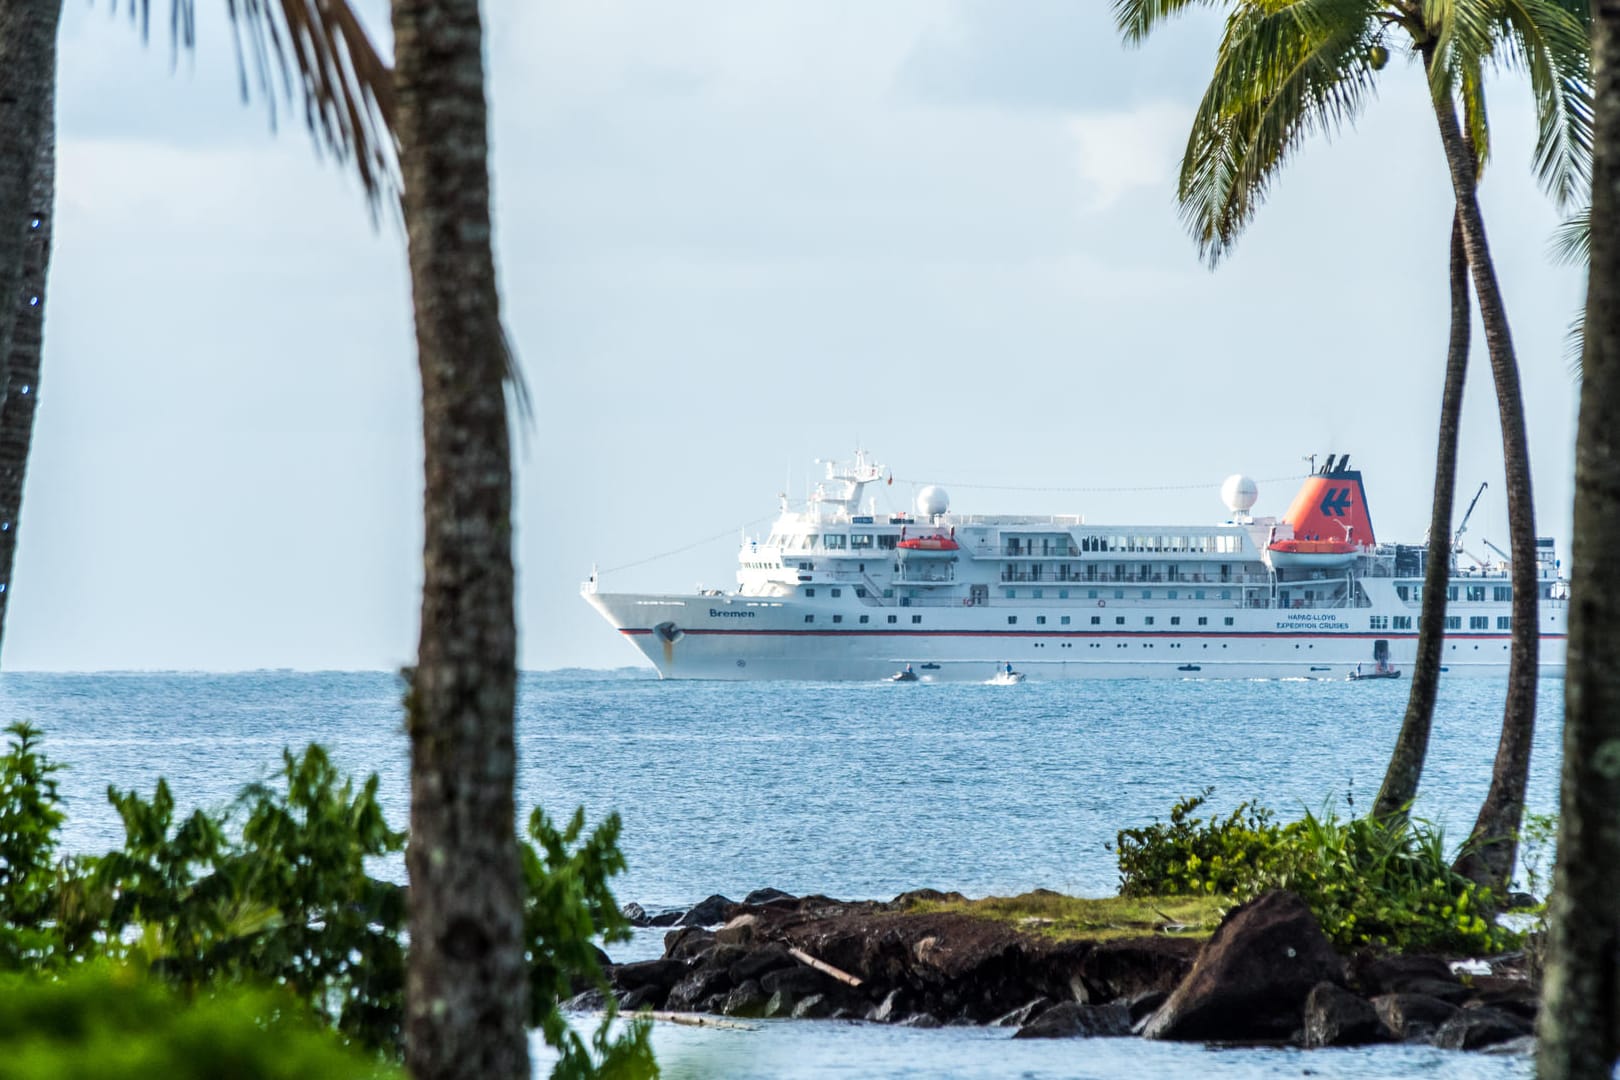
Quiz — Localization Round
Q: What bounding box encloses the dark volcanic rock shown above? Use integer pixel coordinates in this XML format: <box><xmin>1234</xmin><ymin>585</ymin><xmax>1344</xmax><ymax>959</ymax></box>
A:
<box><xmin>1141</xmin><ymin>890</ymin><xmax>1344</xmax><ymax>1042</ymax></box>
<box><xmin>1372</xmin><ymin>993</ymin><xmax>1460</xmax><ymax>1041</ymax></box>
<box><xmin>664</xmin><ymin>926</ymin><xmax>717</xmax><ymax>960</ymax></box>
<box><xmin>721</xmin><ymin>980</ymin><xmax>769</xmax><ymax>1018</ymax></box>
<box><xmin>990</xmin><ymin>998</ymin><xmax>1054</xmax><ymax>1028</ymax></box>
<box><xmin>1126</xmin><ymin>990</ymin><xmax>1169</xmax><ymax>1025</ymax></box>
<box><xmin>621</xmin><ymin>902</ymin><xmax>650</xmax><ymax>928</ymax></box>
<box><xmin>1433</xmin><ymin>1007</ymin><xmax>1532</xmax><ymax>1050</ymax></box>
<box><xmin>761</xmin><ymin>964</ymin><xmax>842</xmax><ymax>1000</ymax></box>
<box><xmin>1303</xmin><ymin>982</ymin><xmax>1387</xmax><ymax>1047</ymax></box>
<box><xmin>677</xmin><ymin>894</ymin><xmax>738</xmax><ymax>927</ymax></box>
<box><xmin>619</xmin><ymin>985</ymin><xmax>663</xmax><ymax>1012</ymax></box>
<box><xmin>867</xmin><ymin>988</ymin><xmax>907</xmax><ymax>1023</ymax></box>
<box><xmin>791</xmin><ymin>993</ymin><xmax>835</xmax><ymax>1019</ymax></box>
<box><xmin>1350</xmin><ymin>953</ymin><xmax>1458</xmax><ymax>997</ymax></box>
<box><xmin>561</xmin><ymin>988</ymin><xmax>608</xmax><ymax>1012</ymax></box>
<box><xmin>898</xmin><ymin>1012</ymin><xmax>943</xmax><ymax>1028</ymax></box>
<box><xmin>745</xmin><ymin>887</ymin><xmax>798</xmax><ymax>906</ymax></box>
<box><xmin>763</xmin><ymin>989</ymin><xmax>794</xmax><ymax>1018</ymax></box>
<box><xmin>666</xmin><ymin>967</ymin><xmax>733</xmax><ymax>1012</ymax></box>
<box><xmin>729</xmin><ymin>942</ymin><xmax>797</xmax><ymax>984</ymax></box>
<box><xmin>611</xmin><ymin>958</ymin><xmax>689</xmax><ymax>993</ymax></box>
<box><xmin>1079</xmin><ymin>938</ymin><xmax>1201</xmax><ymax>1002</ymax></box>
<box><xmin>1012</xmin><ymin>1002</ymin><xmax>1132</xmax><ymax>1039</ymax></box>
<box><xmin>648</xmin><ymin>909</ymin><xmax>684</xmax><ymax>927</ymax></box>
<box><xmin>715</xmin><ymin>915</ymin><xmax>759</xmax><ymax>947</ymax></box>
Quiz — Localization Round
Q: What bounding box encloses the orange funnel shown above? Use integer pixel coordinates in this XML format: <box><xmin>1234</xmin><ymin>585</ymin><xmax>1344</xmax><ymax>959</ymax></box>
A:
<box><xmin>1281</xmin><ymin>456</ymin><xmax>1376</xmax><ymax>548</ymax></box>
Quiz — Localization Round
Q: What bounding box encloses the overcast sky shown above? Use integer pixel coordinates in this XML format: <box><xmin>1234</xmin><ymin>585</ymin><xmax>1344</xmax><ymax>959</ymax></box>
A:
<box><xmin>9</xmin><ymin>1</ymin><xmax>1584</xmax><ymax>672</ymax></box>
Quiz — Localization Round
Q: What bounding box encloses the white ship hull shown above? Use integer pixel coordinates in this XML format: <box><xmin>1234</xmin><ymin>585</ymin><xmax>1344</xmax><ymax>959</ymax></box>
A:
<box><xmin>584</xmin><ymin>591</ymin><xmax>1567</xmax><ymax>682</ymax></box>
<box><xmin>584</xmin><ymin>452</ymin><xmax>1570</xmax><ymax>682</ymax></box>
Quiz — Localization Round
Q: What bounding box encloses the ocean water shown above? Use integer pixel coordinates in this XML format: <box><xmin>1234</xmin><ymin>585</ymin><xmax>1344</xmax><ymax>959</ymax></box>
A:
<box><xmin>0</xmin><ymin>670</ymin><xmax>1564</xmax><ymax>1079</ymax></box>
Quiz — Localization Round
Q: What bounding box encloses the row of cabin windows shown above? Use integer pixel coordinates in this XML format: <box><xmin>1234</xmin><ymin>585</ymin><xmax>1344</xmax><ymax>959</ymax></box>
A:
<box><xmin>1440</xmin><ymin>616</ymin><xmax>1515</xmax><ymax>630</ymax></box>
<box><xmin>1070</xmin><ymin>534</ymin><xmax>1244</xmax><ymax>554</ymax></box>
<box><xmin>777</xmin><ymin>533</ymin><xmax>900</xmax><ymax>551</ymax></box>
<box><xmin>1002</xmin><ymin>564</ymin><xmax>1239</xmax><ymax>583</ymax></box>
<box><xmin>1396</xmin><ymin>584</ymin><xmax>1516</xmax><ymax>602</ymax></box>
<box><xmin>806</xmin><ymin>614</ymin><xmax>925</xmax><ymax>624</ymax></box>
<box><xmin>1007</xmin><ymin>615</ymin><xmax>1237</xmax><ymax>627</ymax></box>
<box><xmin>1005</xmin><ymin>588</ymin><xmax>1235</xmax><ymax>601</ymax></box>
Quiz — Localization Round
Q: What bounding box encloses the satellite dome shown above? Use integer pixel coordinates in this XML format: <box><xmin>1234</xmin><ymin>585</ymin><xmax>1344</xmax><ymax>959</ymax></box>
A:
<box><xmin>916</xmin><ymin>485</ymin><xmax>950</xmax><ymax>517</ymax></box>
<box><xmin>1221</xmin><ymin>474</ymin><xmax>1259</xmax><ymax>515</ymax></box>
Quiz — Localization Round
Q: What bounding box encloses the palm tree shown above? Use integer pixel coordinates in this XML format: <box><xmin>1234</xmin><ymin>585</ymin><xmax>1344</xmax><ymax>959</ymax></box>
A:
<box><xmin>1373</xmin><ymin>208</ymin><xmax>1471</xmax><ymax>821</ymax></box>
<box><xmin>1114</xmin><ymin>0</ymin><xmax>1590</xmax><ymax>893</ymax></box>
<box><xmin>390</xmin><ymin>0</ymin><xmax>529</xmax><ymax>1076</ymax></box>
<box><xmin>0</xmin><ymin>0</ymin><xmax>62</xmax><ymax>431</ymax></box>
<box><xmin>1536</xmin><ymin>10</ymin><xmax>1620</xmax><ymax>1073</ymax></box>
<box><xmin>0</xmin><ymin>0</ymin><xmax>397</xmax><ymax>662</ymax></box>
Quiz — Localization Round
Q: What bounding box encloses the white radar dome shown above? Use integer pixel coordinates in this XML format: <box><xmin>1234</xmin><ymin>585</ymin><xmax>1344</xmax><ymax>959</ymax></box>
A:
<box><xmin>916</xmin><ymin>485</ymin><xmax>950</xmax><ymax>517</ymax></box>
<box><xmin>1221</xmin><ymin>474</ymin><xmax>1259</xmax><ymax>515</ymax></box>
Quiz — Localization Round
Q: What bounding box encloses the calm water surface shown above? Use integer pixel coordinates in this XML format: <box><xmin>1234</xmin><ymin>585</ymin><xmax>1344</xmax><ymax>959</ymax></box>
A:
<box><xmin>0</xmin><ymin>670</ymin><xmax>1563</xmax><ymax>1079</ymax></box>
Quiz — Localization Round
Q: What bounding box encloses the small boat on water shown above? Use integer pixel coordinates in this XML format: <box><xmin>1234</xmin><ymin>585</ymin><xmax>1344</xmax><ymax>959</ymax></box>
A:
<box><xmin>1349</xmin><ymin>665</ymin><xmax>1402</xmax><ymax>681</ymax></box>
<box><xmin>891</xmin><ymin>665</ymin><xmax>919</xmax><ymax>682</ymax></box>
<box><xmin>989</xmin><ymin>664</ymin><xmax>1025</xmax><ymax>685</ymax></box>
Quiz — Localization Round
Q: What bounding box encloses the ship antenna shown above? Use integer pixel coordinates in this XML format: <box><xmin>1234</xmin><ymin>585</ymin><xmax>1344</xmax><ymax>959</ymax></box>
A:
<box><xmin>1304</xmin><ymin>453</ymin><xmax>1318</xmax><ymax>475</ymax></box>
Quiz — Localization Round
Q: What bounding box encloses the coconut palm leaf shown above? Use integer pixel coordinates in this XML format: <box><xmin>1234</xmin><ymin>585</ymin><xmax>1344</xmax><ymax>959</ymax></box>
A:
<box><xmin>1178</xmin><ymin>0</ymin><xmax>1381</xmax><ymax>264</ymax></box>
<box><xmin>120</xmin><ymin>0</ymin><xmax>397</xmax><ymax>212</ymax></box>
<box><xmin>1113</xmin><ymin>0</ymin><xmax>1229</xmax><ymax>44</ymax></box>
<box><xmin>1551</xmin><ymin>205</ymin><xmax>1590</xmax><ymax>264</ymax></box>
<box><xmin>1490</xmin><ymin>0</ymin><xmax>1593</xmax><ymax>209</ymax></box>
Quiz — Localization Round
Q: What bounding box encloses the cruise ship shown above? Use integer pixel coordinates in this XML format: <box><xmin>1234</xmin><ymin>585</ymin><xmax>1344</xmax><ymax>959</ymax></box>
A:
<box><xmin>582</xmin><ymin>452</ymin><xmax>1568</xmax><ymax>681</ymax></box>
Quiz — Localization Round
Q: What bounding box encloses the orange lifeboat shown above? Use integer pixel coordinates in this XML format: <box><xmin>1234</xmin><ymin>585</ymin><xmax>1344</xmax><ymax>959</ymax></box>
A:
<box><xmin>898</xmin><ymin>534</ymin><xmax>959</xmax><ymax>552</ymax></box>
<box><xmin>1266</xmin><ymin>537</ymin><xmax>1359</xmax><ymax>569</ymax></box>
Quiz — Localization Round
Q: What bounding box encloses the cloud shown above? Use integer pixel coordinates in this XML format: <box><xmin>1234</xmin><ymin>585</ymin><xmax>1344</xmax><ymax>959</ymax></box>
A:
<box><xmin>1066</xmin><ymin>103</ymin><xmax>1189</xmax><ymax>210</ymax></box>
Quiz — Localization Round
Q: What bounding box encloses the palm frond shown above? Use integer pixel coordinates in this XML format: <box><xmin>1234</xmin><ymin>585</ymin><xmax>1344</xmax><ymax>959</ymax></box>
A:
<box><xmin>1458</xmin><ymin>54</ymin><xmax>1491</xmax><ymax>176</ymax></box>
<box><xmin>1178</xmin><ymin>0</ymin><xmax>1383</xmax><ymax>264</ymax></box>
<box><xmin>1113</xmin><ymin>0</ymin><xmax>1229</xmax><ymax>45</ymax></box>
<box><xmin>1549</xmin><ymin>205</ymin><xmax>1590</xmax><ymax>264</ymax></box>
<box><xmin>122</xmin><ymin>1</ymin><xmax>398</xmax><ymax>215</ymax></box>
<box><xmin>1497</xmin><ymin>0</ymin><xmax>1593</xmax><ymax>209</ymax></box>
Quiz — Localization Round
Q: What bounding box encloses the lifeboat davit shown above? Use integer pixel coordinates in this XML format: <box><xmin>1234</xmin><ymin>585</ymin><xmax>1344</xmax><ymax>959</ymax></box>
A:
<box><xmin>897</xmin><ymin>534</ymin><xmax>959</xmax><ymax>552</ymax></box>
<box><xmin>1266</xmin><ymin>537</ymin><xmax>1359</xmax><ymax>569</ymax></box>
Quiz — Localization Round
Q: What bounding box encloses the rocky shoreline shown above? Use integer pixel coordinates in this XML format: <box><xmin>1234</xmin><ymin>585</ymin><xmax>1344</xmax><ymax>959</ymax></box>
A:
<box><xmin>574</xmin><ymin>888</ymin><xmax>1539</xmax><ymax>1052</ymax></box>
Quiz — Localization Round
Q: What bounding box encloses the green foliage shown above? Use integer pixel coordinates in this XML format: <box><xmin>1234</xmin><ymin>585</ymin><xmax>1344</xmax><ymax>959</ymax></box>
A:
<box><xmin>0</xmin><ymin>966</ymin><xmax>398</xmax><ymax>1080</ymax></box>
<box><xmin>0</xmin><ymin>727</ymin><xmax>654</xmax><ymax>1077</ymax></box>
<box><xmin>87</xmin><ymin>745</ymin><xmax>408</xmax><ymax>1052</ymax></box>
<box><xmin>1112</xmin><ymin>788</ymin><xmax>1279</xmax><ymax>899</ymax></box>
<box><xmin>1114</xmin><ymin>790</ymin><xmax>1516</xmax><ymax>954</ymax></box>
<box><xmin>1514</xmin><ymin>810</ymin><xmax>1558</xmax><ymax>902</ymax></box>
<box><xmin>0</xmin><ymin>724</ymin><xmax>66</xmax><ymax>970</ymax></box>
<box><xmin>1265</xmin><ymin>809</ymin><xmax>1512</xmax><ymax>955</ymax></box>
<box><xmin>523</xmin><ymin>808</ymin><xmax>655</xmax><ymax>1080</ymax></box>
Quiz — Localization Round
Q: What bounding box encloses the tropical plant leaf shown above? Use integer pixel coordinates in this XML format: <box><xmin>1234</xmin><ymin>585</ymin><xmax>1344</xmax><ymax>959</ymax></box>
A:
<box><xmin>1113</xmin><ymin>0</ymin><xmax>1229</xmax><ymax>44</ymax></box>
<box><xmin>118</xmin><ymin>0</ymin><xmax>398</xmax><ymax>213</ymax></box>
<box><xmin>1178</xmin><ymin>0</ymin><xmax>1383</xmax><ymax>264</ymax></box>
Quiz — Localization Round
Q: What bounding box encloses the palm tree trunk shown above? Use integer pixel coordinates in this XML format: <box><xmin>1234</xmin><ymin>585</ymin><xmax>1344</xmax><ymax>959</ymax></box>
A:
<box><xmin>1537</xmin><ymin>8</ymin><xmax>1620</xmax><ymax>1073</ymax></box>
<box><xmin>1373</xmin><ymin>209</ymin><xmax>1469</xmax><ymax>820</ymax></box>
<box><xmin>1425</xmin><ymin>58</ymin><xmax>1542</xmax><ymax>898</ymax></box>
<box><xmin>0</xmin><ymin>0</ymin><xmax>61</xmax><ymax>415</ymax></box>
<box><xmin>0</xmin><ymin>82</ymin><xmax>55</xmax><ymax>661</ymax></box>
<box><xmin>392</xmin><ymin>0</ymin><xmax>528</xmax><ymax>1077</ymax></box>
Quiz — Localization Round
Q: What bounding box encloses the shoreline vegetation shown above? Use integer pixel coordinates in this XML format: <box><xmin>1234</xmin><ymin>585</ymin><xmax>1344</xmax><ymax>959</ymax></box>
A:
<box><xmin>0</xmin><ymin>721</ymin><xmax>1552</xmax><ymax>1068</ymax></box>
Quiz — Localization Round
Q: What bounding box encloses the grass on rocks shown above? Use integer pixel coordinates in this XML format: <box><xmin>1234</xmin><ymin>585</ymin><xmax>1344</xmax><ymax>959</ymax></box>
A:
<box><xmin>904</xmin><ymin>890</ymin><xmax>1226</xmax><ymax>941</ymax></box>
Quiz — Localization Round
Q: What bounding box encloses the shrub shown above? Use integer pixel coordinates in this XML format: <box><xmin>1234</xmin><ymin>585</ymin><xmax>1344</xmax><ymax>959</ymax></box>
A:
<box><xmin>0</xmin><ymin>728</ymin><xmax>653</xmax><ymax>1076</ymax></box>
<box><xmin>1113</xmin><ymin>790</ymin><xmax>1516</xmax><ymax>955</ymax></box>
<box><xmin>1111</xmin><ymin>788</ymin><xmax>1282</xmax><ymax>898</ymax></box>
<box><xmin>0</xmin><ymin>966</ymin><xmax>398</xmax><ymax>1080</ymax></box>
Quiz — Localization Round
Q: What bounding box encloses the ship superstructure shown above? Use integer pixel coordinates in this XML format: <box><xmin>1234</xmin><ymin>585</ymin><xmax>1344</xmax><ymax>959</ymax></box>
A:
<box><xmin>582</xmin><ymin>452</ymin><xmax>1568</xmax><ymax>681</ymax></box>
